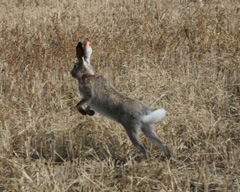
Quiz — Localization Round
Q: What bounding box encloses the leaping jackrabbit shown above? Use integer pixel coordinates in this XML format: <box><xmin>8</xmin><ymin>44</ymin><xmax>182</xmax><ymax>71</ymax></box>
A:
<box><xmin>71</xmin><ymin>38</ymin><xmax>171</xmax><ymax>160</ymax></box>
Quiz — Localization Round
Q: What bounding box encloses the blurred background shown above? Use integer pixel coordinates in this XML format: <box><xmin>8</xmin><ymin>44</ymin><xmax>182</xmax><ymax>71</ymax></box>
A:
<box><xmin>0</xmin><ymin>0</ymin><xmax>239</xmax><ymax>191</ymax></box>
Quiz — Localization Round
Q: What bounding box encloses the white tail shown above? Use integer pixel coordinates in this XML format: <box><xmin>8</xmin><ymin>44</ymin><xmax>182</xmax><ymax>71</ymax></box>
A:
<box><xmin>142</xmin><ymin>109</ymin><xmax>167</xmax><ymax>124</ymax></box>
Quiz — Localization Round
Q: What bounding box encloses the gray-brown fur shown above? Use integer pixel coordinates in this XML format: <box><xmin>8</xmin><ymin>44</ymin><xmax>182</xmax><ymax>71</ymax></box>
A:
<box><xmin>71</xmin><ymin>40</ymin><xmax>171</xmax><ymax>160</ymax></box>
<box><xmin>80</xmin><ymin>74</ymin><xmax>150</xmax><ymax>123</ymax></box>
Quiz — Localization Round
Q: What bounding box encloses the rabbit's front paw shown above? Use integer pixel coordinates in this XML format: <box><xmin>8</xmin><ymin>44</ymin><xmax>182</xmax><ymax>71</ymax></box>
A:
<box><xmin>86</xmin><ymin>110</ymin><xmax>95</xmax><ymax>116</ymax></box>
<box><xmin>76</xmin><ymin>107</ymin><xmax>87</xmax><ymax>115</ymax></box>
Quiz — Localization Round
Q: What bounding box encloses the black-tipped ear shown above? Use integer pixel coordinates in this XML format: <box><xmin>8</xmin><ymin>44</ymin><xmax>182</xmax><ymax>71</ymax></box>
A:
<box><xmin>76</xmin><ymin>42</ymin><xmax>84</xmax><ymax>60</ymax></box>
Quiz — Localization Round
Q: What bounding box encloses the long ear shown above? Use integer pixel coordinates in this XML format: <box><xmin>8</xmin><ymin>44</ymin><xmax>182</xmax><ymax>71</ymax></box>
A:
<box><xmin>76</xmin><ymin>42</ymin><xmax>84</xmax><ymax>61</ymax></box>
<box><xmin>83</xmin><ymin>38</ymin><xmax>92</xmax><ymax>63</ymax></box>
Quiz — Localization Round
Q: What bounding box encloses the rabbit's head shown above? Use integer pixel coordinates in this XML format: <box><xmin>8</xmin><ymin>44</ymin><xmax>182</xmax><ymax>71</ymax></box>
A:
<box><xmin>71</xmin><ymin>39</ymin><xmax>95</xmax><ymax>79</ymax></box>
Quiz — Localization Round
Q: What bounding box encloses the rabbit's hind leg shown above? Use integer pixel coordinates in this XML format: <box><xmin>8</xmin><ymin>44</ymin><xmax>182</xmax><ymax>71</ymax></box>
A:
<box><xmin>142</xmin><ymin>124</ymin><xmax>171</xmax><ymax>159</ymax></box>
<box><xmin>125</xmin><ymin>124</ymin><xmax>149</xmax><ymax>160</ymax></box>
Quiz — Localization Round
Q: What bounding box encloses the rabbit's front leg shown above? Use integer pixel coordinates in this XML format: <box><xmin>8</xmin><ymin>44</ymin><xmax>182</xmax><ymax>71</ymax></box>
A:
<box><xmin>85</xmin><ymin>106</ymin><xmax>95</xmax><ymax>116</ymax></box>
<box><xmin>76</xmin><ymin>99</ymin><xmax>95</xmax><ymax>116</ymax></box>
<box><xmin>76</xmin><ymin>99</ymin><xmax>87</xmax><ymax>115</ymax></box>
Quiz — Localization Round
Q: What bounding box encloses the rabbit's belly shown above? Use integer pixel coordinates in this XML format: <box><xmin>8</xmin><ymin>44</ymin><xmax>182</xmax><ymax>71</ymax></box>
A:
<box><xmin>89</xmin><ymin>102</ymin><xmax>118</xmax><ymax>121</ymax></box>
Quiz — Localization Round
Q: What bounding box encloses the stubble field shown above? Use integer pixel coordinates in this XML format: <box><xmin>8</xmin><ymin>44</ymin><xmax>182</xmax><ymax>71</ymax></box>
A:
<box><xmin>0</xmin><ymin>0</ymin><xmax>240</xmax><ymax>191</ymax></box>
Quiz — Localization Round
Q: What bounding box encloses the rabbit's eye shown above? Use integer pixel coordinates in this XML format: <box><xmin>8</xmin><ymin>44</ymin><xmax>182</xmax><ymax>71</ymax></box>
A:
<box><xmin>74</xmin><ymin>63</ymin><xmax>77</xmax><ymax>68</ymax></box>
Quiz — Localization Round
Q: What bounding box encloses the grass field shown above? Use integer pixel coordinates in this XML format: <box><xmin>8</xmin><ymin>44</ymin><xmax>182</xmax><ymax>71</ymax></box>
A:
<box><xmin>0</xmin><ymin>0</ymin><xmax>240</xmax><ymax>191</ymax></box>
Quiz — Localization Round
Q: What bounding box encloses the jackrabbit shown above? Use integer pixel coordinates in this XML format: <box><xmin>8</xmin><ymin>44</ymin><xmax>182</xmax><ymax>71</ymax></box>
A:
<box><xmin>71</xmin><ymin>39</ymin><xmax>171</xmax><ymax>159</ymax></box>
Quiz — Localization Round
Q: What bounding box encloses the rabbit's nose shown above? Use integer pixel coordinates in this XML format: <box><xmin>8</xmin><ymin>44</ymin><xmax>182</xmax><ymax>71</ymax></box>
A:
<box><xmin>87</xmin><ymin>41</ymin><xmax>92</xmax><ymax>47</ymax></box>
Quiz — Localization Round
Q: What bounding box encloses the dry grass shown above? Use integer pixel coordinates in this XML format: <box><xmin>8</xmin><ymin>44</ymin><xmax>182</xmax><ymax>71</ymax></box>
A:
<box><xmin>0</xmin><ymin>0</ymin><xmax>240</xmax><ymax>191</ymax></box>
